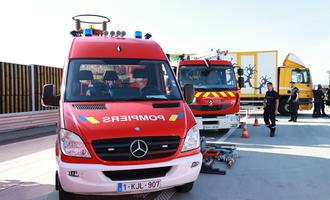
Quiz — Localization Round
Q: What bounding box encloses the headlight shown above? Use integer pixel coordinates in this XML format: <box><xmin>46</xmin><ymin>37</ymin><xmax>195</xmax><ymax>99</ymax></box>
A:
<box><xmin>182</xmin><ymin>125</ymin><xmax>200</xmax><ymax>152</ymax></box>
<box><xmin>59</xmin><ymin>129</ymin><xmax>91</xmax><ymax>158</ymax></box>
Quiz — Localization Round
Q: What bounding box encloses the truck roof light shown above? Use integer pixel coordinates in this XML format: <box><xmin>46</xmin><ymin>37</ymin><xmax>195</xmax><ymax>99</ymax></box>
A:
<box><xmin>121</xmin><ymin>31</ymin><xmax>126</xmax><ymax>37</ymax></box>
<box><xmin>110</xmin><ymin>31</ymin><xmax>115</xmax><ymax>37</ymax></box>
<box><xmin>135</xmin><ymin>31</ymin><xmax>142</xmax><ymax>39</ymax></box>
<box><xmin>84</xmin><ymin>28</ymin><xmax>93</xmax><ymax>36</ymax></box>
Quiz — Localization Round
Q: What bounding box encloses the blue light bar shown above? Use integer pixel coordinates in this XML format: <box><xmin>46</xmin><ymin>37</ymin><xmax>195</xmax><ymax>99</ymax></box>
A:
<box><xmin>84</xmin><ymin>28</ymin><xmax>93</xmax><ymax>36</ymax></box>
<box><xmin>135</xmin><ymin>31</ymin><xmax>142</xmax><ymax>39</ymax></box>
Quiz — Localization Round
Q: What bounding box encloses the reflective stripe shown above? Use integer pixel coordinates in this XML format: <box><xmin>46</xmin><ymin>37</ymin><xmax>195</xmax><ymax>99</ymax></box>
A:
<box><xmin>195</xmin><ymin>92</ymin><xmax>203</xmax><ymax>97</ymax></box>
<box><xmin>219</xmin><ymin>92</ymin><xmax>227</xmax><ymax>97</ymax></box>
<box><xmin>279</xmin><ymin>87</ymin><xmax>309</xmax><ymax>91</ymax></box>
<box><xmin>227</xmin><ymin>91</ymin><xmax>236</xmax><ymax>97</ymax></box>
<box><xmin>203</xmin><ymin>92</ymin><xmax>210</xmax><ymax>97</ymax></box>
<box><xmin>211</xmin><ymin>92</ymin><xmax>219</xmax><ymax>97</ymax></box>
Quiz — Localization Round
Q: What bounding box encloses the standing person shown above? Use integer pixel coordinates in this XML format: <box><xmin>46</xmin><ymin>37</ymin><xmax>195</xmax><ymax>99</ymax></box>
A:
<box><xmin>312</xmin><ymin>87</ymin><xmax>322</xmax><ymax>118</ymax></box>
<box><xmin>312</xmin><ymin>85</ymin><xmax>325</xmax><ymax>118</ymax></box>
<box><xmin>327</xmin><ymin>86</ymin><xmax>330</xmax><ymax>107</ymax></box>
<box><xmin>263</xmin><ymin>82</ymin><xmax>279</xmax><ymax>137</ymax></box>
<box><xmin>318</xmin><ymin>85</ymin><xmax>326</xmax><ymax>117</ymax></box>
<box><xmin>288</xmin><ymin>81</ymin><xmax>299</xmax><ymax>122</ymax></box>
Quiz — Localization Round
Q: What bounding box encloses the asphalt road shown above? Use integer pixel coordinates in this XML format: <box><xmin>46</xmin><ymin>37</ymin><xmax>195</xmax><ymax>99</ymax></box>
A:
<box><xmin>1</xmin><ymin>113</ymin><xmax>330</xmax><ymax>200</ymax></box>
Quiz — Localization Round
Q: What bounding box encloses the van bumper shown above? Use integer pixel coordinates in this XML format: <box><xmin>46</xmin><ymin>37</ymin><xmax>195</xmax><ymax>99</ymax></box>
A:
<box><xmin>57</xmin><ymin>153</ymin><xmax>202</xmax><ymax>195</ymax></box>
<box><xmin>195</xmin><ymin>114</ymin><xmax>240</xmax><ymax>130</ymax></box>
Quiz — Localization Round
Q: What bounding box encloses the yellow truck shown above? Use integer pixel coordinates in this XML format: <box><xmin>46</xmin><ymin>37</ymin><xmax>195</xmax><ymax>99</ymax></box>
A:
<box><xmin>221</xmin><ymin>50</ymin><xmax>313</xmax><ymax>115</ymax></box>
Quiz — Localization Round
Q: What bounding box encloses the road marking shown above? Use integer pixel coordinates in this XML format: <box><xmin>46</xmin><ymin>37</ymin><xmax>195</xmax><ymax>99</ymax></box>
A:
<box><xmin>218</xmin><ymin>128</ymin><xmax>237</xmax><ymax>143</ymax></box>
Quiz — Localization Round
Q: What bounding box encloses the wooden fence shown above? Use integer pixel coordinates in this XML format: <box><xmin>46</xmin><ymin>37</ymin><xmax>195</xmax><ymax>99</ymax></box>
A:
<box><xmin>0</xmin><ymin>62</ymin><xmax>62</xmax><ymax>114</ymax></box>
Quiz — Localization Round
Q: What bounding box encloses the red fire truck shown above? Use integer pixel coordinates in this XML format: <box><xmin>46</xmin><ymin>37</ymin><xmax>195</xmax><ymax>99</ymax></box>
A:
<box><xmin>42</xmin><ymin>15</ymin><xmax>201</xmax><ymax>199</ymax></box>
<box><xmin>173</xmin><ymin>51</ymin><xmax>244</xmax><ymax>133</ymax></box>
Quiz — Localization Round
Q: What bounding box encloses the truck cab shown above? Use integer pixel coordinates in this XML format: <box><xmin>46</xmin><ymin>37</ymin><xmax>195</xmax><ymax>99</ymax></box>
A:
<box><xmin>278</xmin><ymin>53</ymin><xmax>313</xmax><ymax>114</ymax></box>
<box><xmin>42</xmin><ymin>15</ymin><xmax>202</xmax><ymax>199</ymax></box>
<box><xmin>176</xmin><ymin>59</ymin><xmax>243</xmax><ymax>132</ymax></box>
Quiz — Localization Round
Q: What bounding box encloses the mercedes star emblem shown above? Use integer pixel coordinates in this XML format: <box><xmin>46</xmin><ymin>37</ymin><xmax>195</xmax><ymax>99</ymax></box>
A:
<box><xmin>130</xmin><ymin>140</ymin><xmax>148</xmax><ymax>158</ymax></box>
<box><xmin>208</xmin><ymin>100</ymin><xmax>214</xmax><ymax>106</ymax></box>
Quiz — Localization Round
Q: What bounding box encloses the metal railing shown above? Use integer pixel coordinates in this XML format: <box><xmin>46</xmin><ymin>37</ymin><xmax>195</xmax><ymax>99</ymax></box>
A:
<box><xmin>0</xmin><ymin>110</ymin><xmax>58</xmax><ymax>133</ymax></box>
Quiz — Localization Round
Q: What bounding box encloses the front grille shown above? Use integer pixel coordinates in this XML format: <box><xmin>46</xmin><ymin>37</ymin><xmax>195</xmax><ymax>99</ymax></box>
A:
<box><xmin>92</xmin><ymin>136</ymin><xmax>180</xmax><ymax>161</ymax></box>
<box><xmin>190</xmin><ymin>104</ymin><xmax>232</xmax><ymax>111</ymax></box>
<box><xmin>72</xmin><ymin>104</ymin><xmax>107</xmax><ymax>110</ymax></box>
<box><xmin>203</xmin><ymin>121</ymin><xmax>218</xmax><ymax>125</ymax></box>
<box><xmin>103</xmin><ymin>167</ymin><xmax>171</xmax><ymax>181</ymax></box>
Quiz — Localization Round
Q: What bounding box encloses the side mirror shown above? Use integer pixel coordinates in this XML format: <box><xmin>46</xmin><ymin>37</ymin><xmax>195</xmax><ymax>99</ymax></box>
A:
<box><xmin>237</xmin><ymin>68</ymin><xmax>244</xmax><ymax>76</ymax></box>
<box><xmin>42</xmin><ymin>84</ymin><xmax>60</xmax><ymax>107</ymax></box>
<box><xmin>184</xmin><ymin>84</ymin><xmax>195</xmax><ymax>104</ymax></box>
<box><xmin>238</xmin><ymin>77</ymin><xmax>245</xmax><ymax>88</ymax></box>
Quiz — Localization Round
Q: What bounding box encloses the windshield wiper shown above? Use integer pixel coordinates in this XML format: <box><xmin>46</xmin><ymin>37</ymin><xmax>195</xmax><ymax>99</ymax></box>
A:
<box><xmin>145</xmin><ymin>95</ymin><xmax>168</xmax><ymax>100</ymax></box>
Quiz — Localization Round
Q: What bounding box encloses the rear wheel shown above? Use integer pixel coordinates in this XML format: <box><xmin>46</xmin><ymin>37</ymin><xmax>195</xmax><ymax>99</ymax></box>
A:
<box><xmin>279</xmin><ymin>99</ymin><xmax>290</xmax><ymax>116</ymax></box>
<box><xmin>175</xmin><ymin>182</ymin><xmax>194</xmax><ymax>193</ymax></box>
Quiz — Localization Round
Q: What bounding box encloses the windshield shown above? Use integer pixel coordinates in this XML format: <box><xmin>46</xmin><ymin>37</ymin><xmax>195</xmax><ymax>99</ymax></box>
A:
<box><xmin>65</xmin><ymin>59</ymin><xmax>182</xmax><ymax>102</ymax></box>
<box><xmin>179</xmin><ymin>65</ymin><xmax>237</xmax><ymax>90</ymax></box>
<box><xmin>292</xmin><ymin>70</ymin><xmax>311</xmax><ymax>84</ymax></box>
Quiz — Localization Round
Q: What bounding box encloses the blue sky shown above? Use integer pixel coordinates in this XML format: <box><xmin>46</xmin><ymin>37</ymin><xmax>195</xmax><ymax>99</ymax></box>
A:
<box><xmin>0</xmin><ymin>0</ymin><xmax>329</xmax><ymax>84</ymax></box>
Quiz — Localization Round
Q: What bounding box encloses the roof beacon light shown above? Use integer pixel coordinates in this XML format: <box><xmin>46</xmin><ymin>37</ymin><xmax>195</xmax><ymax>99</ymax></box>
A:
<box><xmin>135</xmin><ymin>31</ymin><xmax>142</xmax><ymax>39</ymax></box>
<box><xmin>84</xmin><ymin>28</ymin><xmax>93</xmax><ymax>36</ymax></box>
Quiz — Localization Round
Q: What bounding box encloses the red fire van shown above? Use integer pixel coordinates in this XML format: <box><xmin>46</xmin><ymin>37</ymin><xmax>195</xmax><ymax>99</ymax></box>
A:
<box><xmin>42</xmin><ymin>15</ymin><xmax>202</xmax><ymax>199</ymax></box>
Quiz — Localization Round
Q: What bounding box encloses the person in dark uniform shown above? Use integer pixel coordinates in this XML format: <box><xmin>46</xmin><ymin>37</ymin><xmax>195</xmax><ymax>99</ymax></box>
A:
<box><xmin>313</xmin><ymin>84</ymin><xmax>325</xmax><ymax>117</ymax></box>
<box><xmin>320</xmin><ymin>85</ymin><xmax>327</xmax><ymax>117</ymax></box>
<box><xmin>288</xmin><ymin>81</ymin><xmax>299</xmax><ymax>122</ymax></box>
<box><xmin>327</xmin><ymin>86</ymin><xmax>330</xmax><ymax>107</ymax></box>
<box><xmin>263</xmin><ymin>82</ymin><xmax>279</xmax><ymax>137</ymax></box>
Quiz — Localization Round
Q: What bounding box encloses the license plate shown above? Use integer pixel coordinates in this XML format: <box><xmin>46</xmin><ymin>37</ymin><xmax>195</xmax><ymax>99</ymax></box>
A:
<box><xmin>203</xmin><ymin>125</ymin><xmax>219</xmax><ymax>129</ymax></box>
<box><xmin>117</xmin><ymin>180</ymin><xmax>161</xmax><ymax>192</ymax></box>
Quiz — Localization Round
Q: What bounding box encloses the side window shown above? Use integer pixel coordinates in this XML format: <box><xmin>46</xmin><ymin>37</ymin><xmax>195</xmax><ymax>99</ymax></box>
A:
<box><xmin>162</xmin><ymin>64</ymin><xmax>173</xmax><ymax>96</ymax></box>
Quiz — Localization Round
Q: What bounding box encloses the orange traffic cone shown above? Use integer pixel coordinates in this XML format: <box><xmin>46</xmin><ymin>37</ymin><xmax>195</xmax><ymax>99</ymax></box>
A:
<box><xmin>241</xmin><ymin>122</ymin><xmax>249</xmax><ymax>138</ymax></box>
<box><xmin>253</xmin><ymin>116</ymin><xmax>260</xmax><ymax>126</ymax></box>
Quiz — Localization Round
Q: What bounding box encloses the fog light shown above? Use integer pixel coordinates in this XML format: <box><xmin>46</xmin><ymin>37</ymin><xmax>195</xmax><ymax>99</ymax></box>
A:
<box><xmin>68</xmin><ymin>171</ymin><xmax>79</xmax><ymax>177</ymax></box>
<box><xmin>191</xmin><ymin>161</ymin><xmax>199</xmax><ymax>168</ymax></box>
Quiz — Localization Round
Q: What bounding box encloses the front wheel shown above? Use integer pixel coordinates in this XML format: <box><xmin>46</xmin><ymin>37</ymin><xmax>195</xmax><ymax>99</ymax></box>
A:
<box><xmin>175</xmin><ymin>182</ymin><xmax>194</xmax><ymax>193</ymax></box>
<box><xmin>58</xmin><ymin>176</ymin><xmax>77</xmax><ymax>200</ymax></box>
<box><xmin>279</xmin><ymin>99</ymin><xmax>290</xmax><ymax>116</ymax></box>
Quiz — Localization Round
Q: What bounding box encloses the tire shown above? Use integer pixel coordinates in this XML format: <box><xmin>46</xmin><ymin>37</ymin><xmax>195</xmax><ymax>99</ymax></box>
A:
<box><xmin>58</xmin><ymin>176</ymin><xmax>77</xmax><ymax>200</ymax></box>
<box><xmin>218</xmin><ymin>129</ymin><xmax>230</xmax><ymax>134</ymax></box>
<box><xmin>175</xmin><ymin>182</ymin><xmax>194</xmax><ymax>193</ymax></box>
<box><xmin>279</xmin><ymin>99</ymin><xmax>290</xmax><ymax>116</ymax></box>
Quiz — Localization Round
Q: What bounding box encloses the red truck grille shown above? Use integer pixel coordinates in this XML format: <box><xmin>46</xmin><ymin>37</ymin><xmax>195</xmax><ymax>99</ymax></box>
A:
<box><xmin>92</xmin><ymin>136</ymin><xmax>180</xmax><ymax>161</ymax></box>
<box><xmin>190</xmin><ymin>104</ymin><xmax>232</xmax><ymax>111</ymax></box>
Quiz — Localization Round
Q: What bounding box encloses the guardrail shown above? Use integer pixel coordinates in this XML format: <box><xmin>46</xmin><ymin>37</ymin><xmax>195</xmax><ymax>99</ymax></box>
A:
<box><xmin>0</xmin><ymin>110</ymin><xmax>57</xmax><ymax>133</ymax></box>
